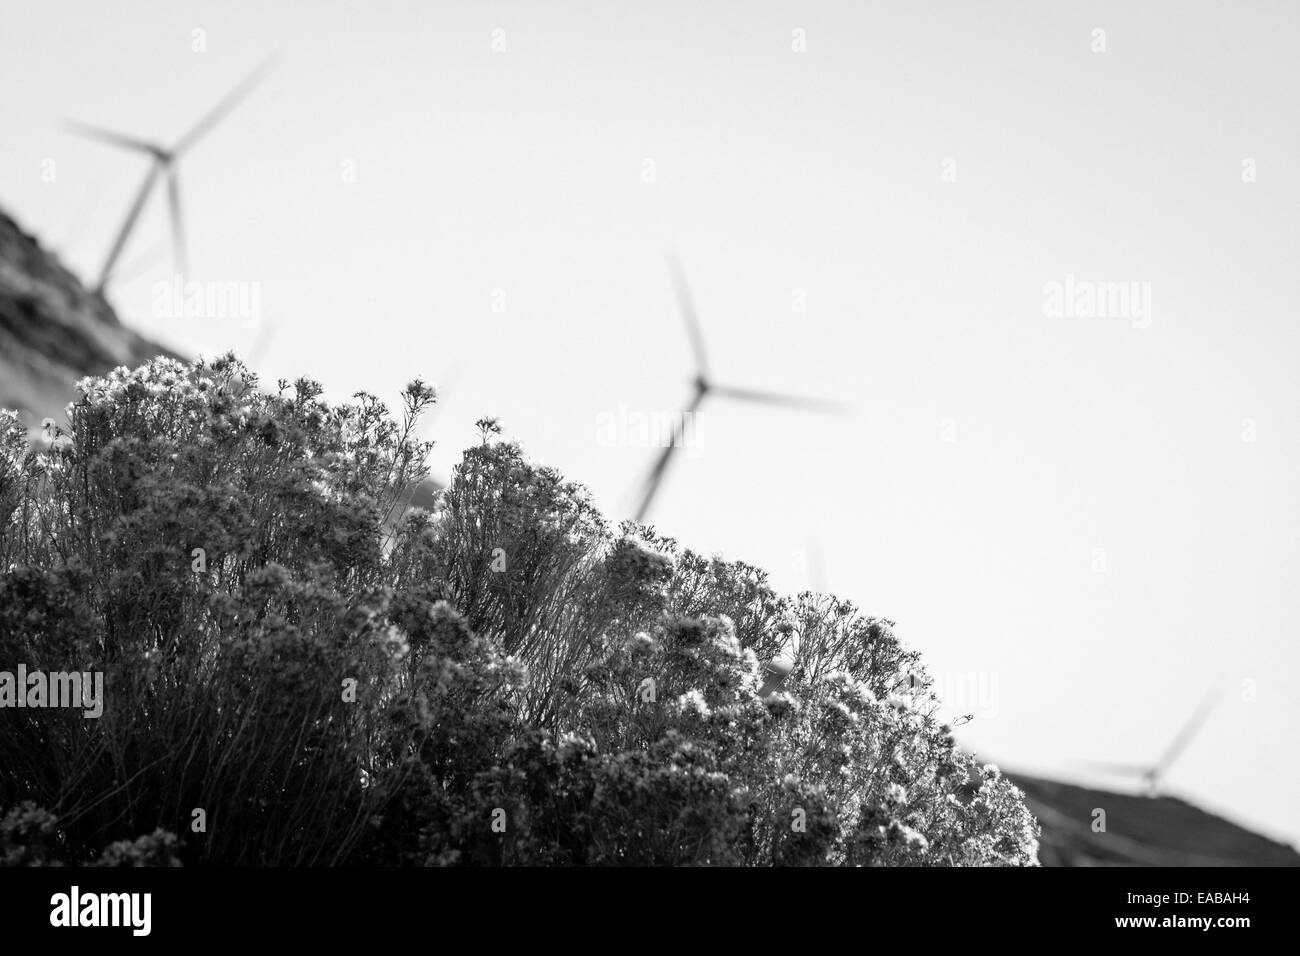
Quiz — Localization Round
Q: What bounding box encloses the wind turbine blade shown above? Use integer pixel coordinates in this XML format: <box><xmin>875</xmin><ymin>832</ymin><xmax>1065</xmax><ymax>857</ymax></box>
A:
<box><xmin>634</xmin><ymin>441</ymin><xmax>683</xmax><ymax>523</ymax></box>
<box><xmin>666</xmin><ymin>251</ymin><xmax>711</xmax><ymax>379</ymax></box>
<box><xmin>110</xmin><ymin>241</ymin><xmax>170</xmax><ymax>286</ymax></box>
<box><xmin>63</xmin><ymin>120</ymin><xmax>158</xmax><ymax>155</ymax></box>
<box><xmin>633</xmin><ymin>394</ymin><xmax>704</xmax><ymax>522</ymax></box>
<box><xmin>99</xmin><ymin>164</ymin><xmax>162</xmax><ymax>289</ymax></box>
<box><xmin>166</xmin><ymin>166</ymin><xmax>188</xmax><ymax>277</ymax></box>
<box><xmin>710</xmin><ymin>383</ymin><xmax>850</xmax><ymax>414</ymax></box>
<box><xmin>1154</xmin><ymin>683</ymin><xmax>1222</xmax><ymax>778</ymax></box>
<box><xmin>174</xmin><ymin>56</ymin><xmax>278</xmax><ymax>154</ymax></box>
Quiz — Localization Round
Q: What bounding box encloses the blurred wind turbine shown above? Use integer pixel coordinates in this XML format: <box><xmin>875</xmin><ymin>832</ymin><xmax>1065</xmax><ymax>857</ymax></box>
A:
<box><xmin>1083</xmin><ymin>680</ymin><xmax>1224</xmax><ymax>796</ymax></box>
<box><xmin>632</xmin><ymin>252</ymin><xmax>849</xmax><ymax>522</ymax></box>
<box><xmin>65</xmin><ymin>58</ymin><xmax>277</xmax><ymax>292</ymax></box>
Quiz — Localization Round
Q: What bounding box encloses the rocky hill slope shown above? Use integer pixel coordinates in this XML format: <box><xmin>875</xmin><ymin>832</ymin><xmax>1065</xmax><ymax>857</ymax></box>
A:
<box><xmin>1008</xmin><ymin>771</ymin><xmax>1300</xmax><ymax>866</ymax></box>
<box><xmin>0</xmin><ymin>205</ymin><xmax>176</xmax><ymax>429</ymax></box>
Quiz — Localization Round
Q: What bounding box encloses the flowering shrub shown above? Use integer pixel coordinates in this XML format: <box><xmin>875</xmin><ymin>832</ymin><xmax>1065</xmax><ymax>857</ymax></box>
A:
<box><xmin>0</xmin><ymin>356</ymin><xmax>1039</xmax><ymax>866</ymax></box>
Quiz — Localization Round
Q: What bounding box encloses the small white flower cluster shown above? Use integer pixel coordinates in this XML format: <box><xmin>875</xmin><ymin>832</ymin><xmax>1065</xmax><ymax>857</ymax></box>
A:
<box><xmin>894</xmin><ymin>823</ymin><xmax>929</xmax><ymax>851</ymax></box>
<box><xmin>761</xmin><ymin>690</ymin><xmax>799</xmax><ymax>719</ymax></box>
<box><xmin>885</xmin><ymin>693</ymin><xmax>912</xmax><ymax>714</ymax></box>
<box><xmin>825</xmin><ymin>697</ymin><xmax>861</xmax><ymax>727</ymax></box>
<box><xmin>676</xmin><ymin>688</ymin><xmax>712</xmax><ymax>718</ymax></box>
<box><xmin>378</xmin><ymin>624</ymin><xmax>409</xmax><ymax>662</ymax></box>
<box><xmin>485</xmin><ymin>654</ymin><xmax>528</xmax><ymax>689</ymax></box>
<box><xmin>824</xmin><ymin>669</ymin><xmax>878</xmax><ymax>707</ymax></box>
<box><xmin>623</xmin><ymin>632</ymin><xmax>656</xmax><ymax>654</ymax></box>
<box><xmin>557</xmin><ymin>731</ymin><xmax>594</xmax><ymax>757</ymax></box>
<box><xmin>73</xmin><ymin>357</ymin><xmax>195</xmax><ymax>409</ymax></box>
<box><xmin>703</xmin><ymin>614</ymin><xmax>743</xmax><ymax>660</ymax></box>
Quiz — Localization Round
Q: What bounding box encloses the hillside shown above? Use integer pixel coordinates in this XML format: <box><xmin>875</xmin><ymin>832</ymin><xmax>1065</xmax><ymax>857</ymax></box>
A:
<box><xmin>0</xmin><ymin>205</ymin><xmax>176</xmax><ymax>429</ymax></box>
<box><xmin>1008</xmin><ymin>772</ymin><xmax>1300</xmax><ymax>866</ymax></box>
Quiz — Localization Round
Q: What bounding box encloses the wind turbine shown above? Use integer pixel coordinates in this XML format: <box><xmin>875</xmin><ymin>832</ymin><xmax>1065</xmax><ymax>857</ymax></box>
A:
<box><xmin>1084</xmin><ymin>681</ymin><xmax>1224</xmax><ymax>796</ymax></box>
<box><xmin>632</xmin><ymin>253</ymin><xmax>848</xmax><ymax>522</ymax></box>
<box><xmin>66</xmin><ymin>58</ymin><xmax>277</xmax><ymax>292</ymax></box>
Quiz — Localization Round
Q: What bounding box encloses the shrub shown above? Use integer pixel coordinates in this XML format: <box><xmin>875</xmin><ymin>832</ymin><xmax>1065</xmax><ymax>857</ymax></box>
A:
<box><xmin>0</xmin><ymin>356</ymin><xmax>1039</xmax><ymax>866</ymax></box>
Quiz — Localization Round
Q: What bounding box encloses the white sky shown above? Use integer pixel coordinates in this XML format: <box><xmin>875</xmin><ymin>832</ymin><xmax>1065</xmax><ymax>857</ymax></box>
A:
<box><xmin>3</xmin><ymin>0</ymin><xmax>1297</xmax><ymax>847</ymax></box>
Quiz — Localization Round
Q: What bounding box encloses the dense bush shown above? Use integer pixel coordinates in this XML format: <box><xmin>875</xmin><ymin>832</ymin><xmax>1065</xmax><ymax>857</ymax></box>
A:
<box><xmin>0</xmin><ymin>356</ymin><xmax>1039</xmax><ymax>866</ymax></box>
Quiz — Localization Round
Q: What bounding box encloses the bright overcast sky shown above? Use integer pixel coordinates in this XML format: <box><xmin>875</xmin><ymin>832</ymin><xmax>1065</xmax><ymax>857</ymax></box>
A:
<box><xmin>2</xmin><ymin>0</ymin><xmax>1297</xmax><ymax>846</ymax></box>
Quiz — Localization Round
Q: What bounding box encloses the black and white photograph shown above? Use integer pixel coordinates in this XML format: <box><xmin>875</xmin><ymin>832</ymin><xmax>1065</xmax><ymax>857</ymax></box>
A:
<box><xmin>0</xmin><ymin>0</ymin><xmax>1294</xmax><ymax>938</ymax></box>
